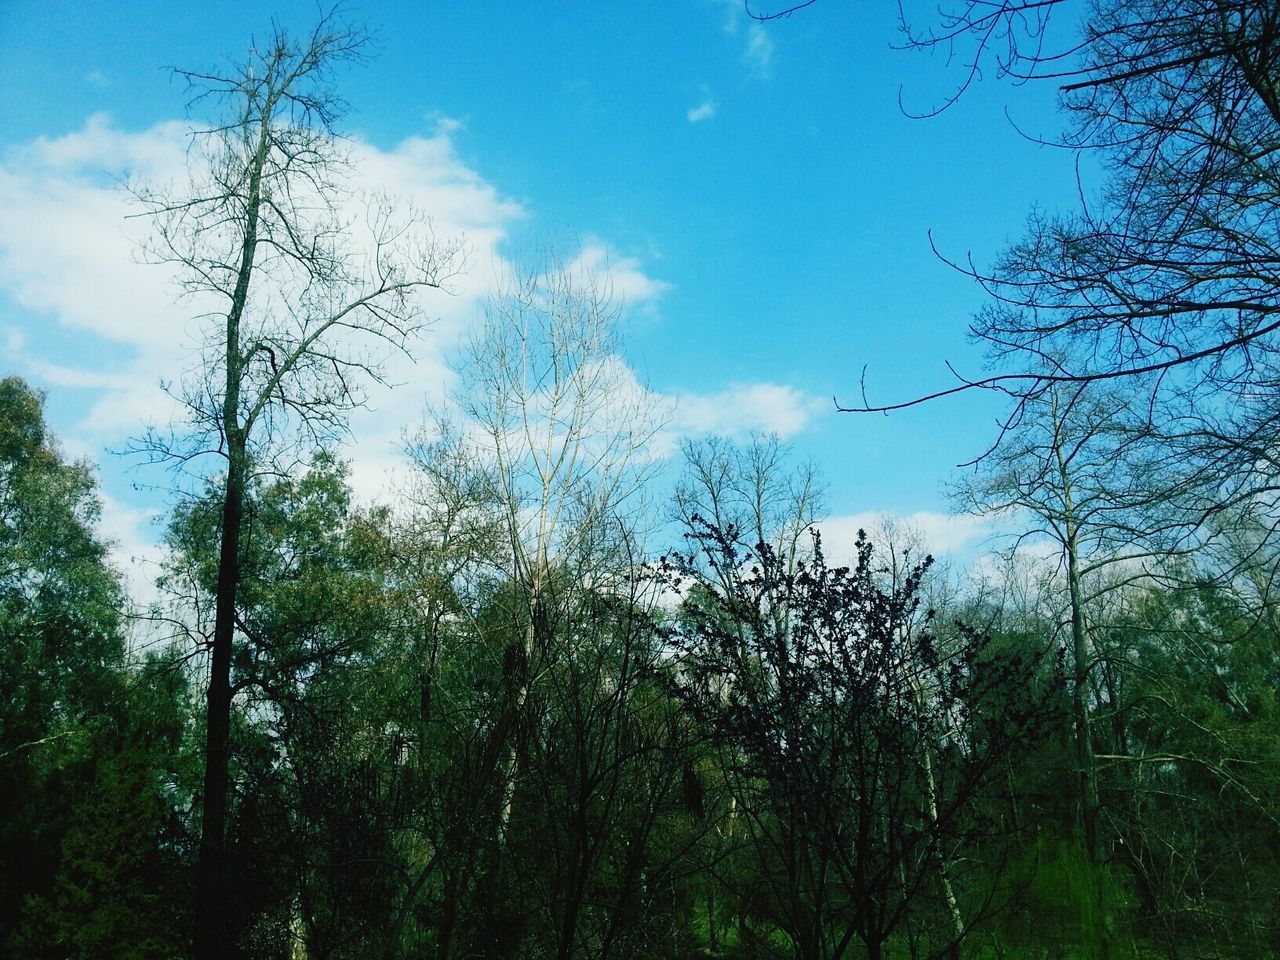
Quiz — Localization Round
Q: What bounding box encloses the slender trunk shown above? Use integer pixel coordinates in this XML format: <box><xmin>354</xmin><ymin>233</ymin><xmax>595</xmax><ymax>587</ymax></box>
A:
<box><xmin>194</xmin><ymin>98</ymin><xmax>268</xmax><ymax>956</ymax></box>
<box><xmin>290</xmin><ymin>898</ymin><xmax>309</xmax><ymax>960</ymax></box>
<box><xmin>907</xmin><ymin>625</ymin><xmax>965</xmax><ymax>953</ymax></box>
<box><xmin>195</xmin><ymin>445</ymin><xmax>244</xmax><ymax>959</ymax></box>
<box><xmin>707</xmin><ymin>879</ymin><xmax>719</xmax><ymax>954</ymax></box>
<box><xmin>1005</xmin><ymin>756</ymin><xmax>1022</xmax><ymax>833</ymax></box>
<box><xmin>495</xmin><ymin>618</ymin><xmax>534</xmax><ymax>850</ymax></box>
<box><xmin>555</xmin><ymin>803</ymin><xmax>590</xmax><ymax>960</ymax></box>
<box><xmin>486</xmin><ymin>593</ymin><xmax>541</xmax><ymax>949</ymax></box>
<box><xmin>1065</xmin><ymin>533</ymin><xmax>1102</xmax><ymax>863</ymax></box>
<box><xmin>435</xmin><ymin>874</ymin><xmax>459</xmax><ymax>960</ymax></box>
<box><xmin>1054</xmin><ymin>421</ymin><xmax>1112</xmax><ymax>959</ymax></box>
<box><xmin>1065</xmin><ymin>530</ymin><xmax>1113</xmax><ymax>959</ymax></box>
<box><xmin>920</xmin><ymin>746</ymin><xmax>965</xmax><ymax>949</ymax></box>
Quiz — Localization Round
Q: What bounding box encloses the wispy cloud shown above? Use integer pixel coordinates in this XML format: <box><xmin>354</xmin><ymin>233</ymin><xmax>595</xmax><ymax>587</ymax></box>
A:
<box><xmin>742</xmin><ymin>24</ymin><xmax>775</xmax><ymax>77</ymax></box>
<box><xmin>687</xmin><ymin>91</ymin><xmax>718</xmax><ymax>123</ymax></box>
<box><xmin>716</xmin><ymin>0</ymin><xmax>776</xmax><ymax>78</ymax></box>
<box><xmin>563</xmin><ymin>240</ymin><xmax>671</xmax><ymax>306</ymax></box>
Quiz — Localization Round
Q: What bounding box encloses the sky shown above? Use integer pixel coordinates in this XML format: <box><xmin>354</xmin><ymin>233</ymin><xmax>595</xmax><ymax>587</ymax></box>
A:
<box><xmin>0</xmin><ymin>0</ymin><xmax>1084</xmax><ymax>591</ymax></box>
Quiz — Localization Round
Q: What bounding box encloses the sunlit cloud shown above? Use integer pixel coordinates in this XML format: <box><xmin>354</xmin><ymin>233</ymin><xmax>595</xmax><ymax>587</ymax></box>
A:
<box><xmin>0</xmin><ymin>112</ymin><xmax>528</xmax><ymax>469</ymax></box>
<box><xmin>655</xmin><ymin>382</ymin><xmax>826</xmax><ymax>456</ymax></box>
<box><xmin>563</xmin><ymin>241</ymin><xmax>671</xmax><ymax>307</ymax></box>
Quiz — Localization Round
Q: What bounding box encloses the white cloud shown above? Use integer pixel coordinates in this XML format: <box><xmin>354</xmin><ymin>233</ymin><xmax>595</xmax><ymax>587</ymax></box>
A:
<box><xmin>0</xmin><ymin>116</ymin><xmax>192</xmax><ymax>357</ymax></box>
<box><xmin>0</xmin><ymin>110</ymin><xmax>691</xmax><ymax>599</ymax></box>
<box><xmin>562</xmin><ymin>241</ymin><xmax>670</xmax><ymax>307</ymax></box>
<box><xmin>0</xmin><ymin>113</ymin><xmax>532</xmax><ymax>505</ymax></box>
<box><xmin>672</xmin><ymin>382</ymin><xmax>825</xmax><ymax>441</ymax></box>
<box><xmin>96</xmin><ymin>492</ymin><xmax>165</xmax><ymax>608</ymax></box>
<box><xmin>819</xmin><ymin>510</ymin><xmax>992</xmax><ymax>560</ymax></box>
<box><xmin>85</xmin><ymin>70</ymin><xmax>110</xmax><ymax>88</ymax></box>
<box><xmin>687</xmin><ymin>95</ymin><xmax>718</xmax><ymax>124</ymax></box>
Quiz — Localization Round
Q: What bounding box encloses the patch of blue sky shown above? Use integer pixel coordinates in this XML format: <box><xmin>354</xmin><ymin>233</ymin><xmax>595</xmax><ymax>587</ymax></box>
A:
<box><xmin>0</xmin><ymin>0</ymin><xmax>1090</xmax><ymax>577</ymax></box>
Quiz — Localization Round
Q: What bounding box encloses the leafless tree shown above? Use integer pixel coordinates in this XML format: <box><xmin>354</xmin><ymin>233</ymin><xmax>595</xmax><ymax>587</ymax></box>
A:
<box><xmin>404</xmin><ymin>252</ymin><xmax>666</xmax><ymax>947</ymax></box>
<box><xmin>951</xmin><ymin>379</ymin><xmax>1215</xmax><ymax>957</ymax></box>
<box><xmin>673</xmin><ymin>432</ymin><xmax>827</xmax><ymax>604</ymax></box>
<box><xmin>132</xmin><ymin>12</ymin><xmax>462</xmax><ymax>956</ymax></box>
<box><xmin>809</xmin><ymin>0</ymin><xmax>1280</xmax><ymax>418</ymax></box>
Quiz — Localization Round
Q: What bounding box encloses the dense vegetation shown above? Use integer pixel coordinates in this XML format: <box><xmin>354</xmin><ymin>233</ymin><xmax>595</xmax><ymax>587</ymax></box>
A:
<box><xmin>5</xmin><ymin>1</ymin><xmax>1280</xmax><ymax>957</ymax></box>
<box><xmin>5</xmin><ymin>371</ymin><xmax>1279</xmax><ymax>960</ymax></box>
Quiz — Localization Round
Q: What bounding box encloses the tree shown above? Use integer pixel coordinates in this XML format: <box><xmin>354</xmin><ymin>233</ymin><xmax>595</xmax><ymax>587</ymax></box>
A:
<box><xmin>674</xmin><ymin>432</ymin><xmax>826</xmax><ymax>598</ymax></box>
<box><xmin>133</xmin><ymin>13</ymin><xmax>461</xmax><ymax>955</ymax></box>
<box><xmin>755</xmin><ymin>2</ymin><xmax>1280</xmax><ymax>550</ymax></box>
<box><xmin>821</xmin><ymin>0</ymin><xmax>1280</xmax><ymax>470</ymax></box>
<box><xmin>417</xmin><ymin>257</ymin><xmax>657</xmax><ymax>814</ymax></box>
<box><xmin>661</xmin><ymin>520</ymin><xmax>1056</xmax><ymax>960</ymax></box>
<box><xmin>0</xmin><ymin>377</ymin><xmax>129</xmax><ymax>953</ymax></box>
<box><xmin>402</xmin><ymin>253</ymin><xmax>665</xmax><ymax>954</ymax></box>
<box><xmin>671</xmin><ymin>434</ymin><xmax>828</xmax><ymax>952</ymax></box>
<box><xmin>954</xmin><ymin>385</ymin><xmax>1186</xmax><ymax>843</ymax></box>
<box><xmin>1083</xmin><ymin>566</ymin><xmax>1280</xmax><ymax>957</ymax></box>
<box><xmin>951</xmin><ymin>383</ymin><xmax>1166</xmax><ymax>956</ymax></box>
<box><xmin>162</xmin><ymin>454</ymin><xmax>413</xmax><ymax>959</ymax></box>
<box><xmin>11</xmin><ymin>656</ymin><xmax>197</xmax><ymax>960</ymax></box>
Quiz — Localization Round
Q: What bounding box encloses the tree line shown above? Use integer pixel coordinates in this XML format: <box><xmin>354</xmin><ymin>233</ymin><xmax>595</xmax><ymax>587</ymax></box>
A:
<box><xmin>4</xmin><ymin>2</ymin><xmax>1280</xmax><ymax>957</ymax></box>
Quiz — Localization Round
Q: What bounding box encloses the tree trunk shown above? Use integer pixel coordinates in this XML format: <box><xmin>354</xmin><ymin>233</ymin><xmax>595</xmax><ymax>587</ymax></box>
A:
<box><xmin>921</xmin><ymin>745</ymin><xmax>966</xmax><ymax>949</ymax></box>
<box><xmin>193</xmin><ymin>97</ymin><xmax>264</xmax><ymax>956</ymax></box>
<box><xmin>195</xmin><ymin>448</ymin><xmax>244</xmax><ymax>959</ymax></box>
<box><xmin>1055</xmin><ymin>432</ymin><xmax>1112</xmax><ymax>960</ymax></box>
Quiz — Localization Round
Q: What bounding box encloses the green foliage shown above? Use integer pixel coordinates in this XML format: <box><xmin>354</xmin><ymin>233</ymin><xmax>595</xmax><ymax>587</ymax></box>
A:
<box><xmin>12</xmin><ymin>660</ymin><xmax>196</xmax><ymax>960</ymax></box>
<box><xmin>988</xmin><ymin>838</ymin><xmax>1129</xmax><ymax>959</ymax></box>
<box><xmin>8</xmin><ymin>373</ymin><xmax>1280</xmax><ymax>960</ymax></box>
<box><xmin>1100</xmin><ymin>576</ymin><xmax>1280</xmax><ymax>957</ymax></box>
<box><xmin>0</xmin><ymin>377</ymin><xmax>193</xmax><ymax>957</ymax></box>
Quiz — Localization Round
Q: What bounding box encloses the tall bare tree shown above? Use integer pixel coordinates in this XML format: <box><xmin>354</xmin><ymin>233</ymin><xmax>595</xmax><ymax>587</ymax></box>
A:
<box><xmin>406</xmin><ymin>253</ymin><xmax>663</xmax><ymax>946</ymax></box>
<box><xmin>134</xmin><ymin>13</ymin><xmax>461</xmax><ymax>956</ymax></box>
<box><xmin>674</xmin><ymin>432</ymin><xmax>826</xmax><ymax>583</ymax></box>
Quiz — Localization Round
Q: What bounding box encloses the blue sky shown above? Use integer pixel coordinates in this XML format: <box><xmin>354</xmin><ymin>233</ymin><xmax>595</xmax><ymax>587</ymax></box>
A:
<box><xmin>0</xmin><ymin>1</ymin><xmax>1082</xmax><ymax>581</ymax></box>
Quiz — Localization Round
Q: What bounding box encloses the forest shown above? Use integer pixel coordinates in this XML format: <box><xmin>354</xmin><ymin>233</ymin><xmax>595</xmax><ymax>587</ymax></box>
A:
<box><xmin>3</xmin><ymin>1</ymin><xmax>1280</xmax><ymax>958</ymax></box>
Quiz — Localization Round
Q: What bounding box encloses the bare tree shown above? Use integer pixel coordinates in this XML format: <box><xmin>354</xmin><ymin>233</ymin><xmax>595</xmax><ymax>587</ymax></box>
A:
<box><xmin>405</xmin><ymin>252</ymin><xmax>665</xmax><ymax>946</ymax></box>
<box><xmin>795</xmin><ymin>0</ymin><xmax>1280</xmax><ymax>416</ymax></box>
<box><xmin>674</xmin><ymin>433</ymin><xmax>826</xmax><ymax>574</ymax></box>
<box><xmin>133</xmin><ymin>12</ymin><xmax>462</xmax><ymax>956</ymax></box>
<box><xmin>670</xmin><ymin>434</ymin><xmax>828</xmax><ymax>948</ymax></box>
<box><xmin>951</xmin><ymin>380</ymin><xmax>1211</xmax><ymax>957</ymax></box>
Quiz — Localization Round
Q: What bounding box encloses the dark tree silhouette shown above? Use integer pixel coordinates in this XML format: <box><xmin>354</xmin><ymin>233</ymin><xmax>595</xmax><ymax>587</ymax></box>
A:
<box><xmin>133</xmin><ymin>12</ymin><xmax>461</xmax><ymax>956</ymax></box>
<box><xmin>659</xmin><ymin>519</ymin><xmax>1058</xmax><ymax>960</ymax></box>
